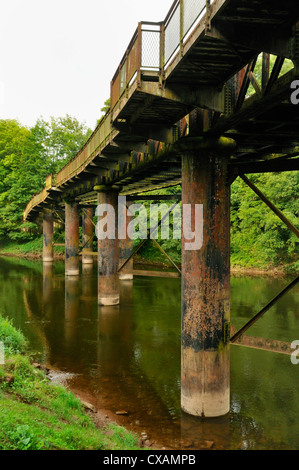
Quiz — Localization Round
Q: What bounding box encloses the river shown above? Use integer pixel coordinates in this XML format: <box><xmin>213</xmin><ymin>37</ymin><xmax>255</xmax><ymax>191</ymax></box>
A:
<box><xmin>0</xmin><ymin>256</ymin><xmax>298</xmax><ymax>450</ymax></box>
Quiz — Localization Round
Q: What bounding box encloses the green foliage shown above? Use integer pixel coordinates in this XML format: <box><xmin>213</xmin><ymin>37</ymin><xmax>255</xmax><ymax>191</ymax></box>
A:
<box><xmin>100</xmin><ymin>98</ymin><xmax>110</xmax><ymax>114</ymax></box>
<box><xmin>0</xmin><ymin>116</ymin><xmax>91</xmax><ymax>242</ymax></box>
<box><xmin>0</xmin><ymin>315</ymin><xmax>28</xmax><ymax>355</ymax></box>
<box><xmin>247</xmin><ymin>54</ymin><xmax>294</xmax><ymax>98</ymax></box>
<box><xmin>97</xmin><ymin>98</ymin><xmax>111</xmax><ymax>126</ymax></box>
<box><xmin>0</xmin><ymin>236</ymin><xmax>43</xmax><ymax>254</ymax></box>
<box><xmin>231</xmin><ymin>172</ymin><xmax>299</xmax><ymax>270</ymax></box>
<box><xmin>32</xmin><ymin>115</ymin><xmax>92</xmax><ymax>174</ymax></box>
<box><xmin>0</xmin><ymin>389</ymin><xmax>139</xmax><ymax>450</ymax></box>
<box><xmin>5</xmin><ymin>424</ymin><xmax>45</xmax><ymax>450</ymax></box>
<box><xmin>0</xmin><ymin>119</ymin><xmax>43</xmax><ymax>240</ymax></box>
<box><xmin>107</xmin><ymin>424</ymin><xmax>140</xmax><ymax>449</ymax></box>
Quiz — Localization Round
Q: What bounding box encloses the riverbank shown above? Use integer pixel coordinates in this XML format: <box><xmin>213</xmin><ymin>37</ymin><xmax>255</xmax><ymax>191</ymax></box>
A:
<box><xmin>0</xmin><ymin>237</ymin><xmax>65</xmax><ymax>261</ymax></box>
<box><xmin>0</xmin><ymin>314</ymin><xmax>142</xmax><ymax>451</ymax></box>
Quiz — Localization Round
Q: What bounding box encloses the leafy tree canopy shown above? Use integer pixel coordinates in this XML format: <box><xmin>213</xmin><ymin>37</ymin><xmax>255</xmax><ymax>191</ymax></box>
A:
<box><xmin>0</xmin><ymin>116</ymin><xmax>91</xmax><ymax>240</ymax></box>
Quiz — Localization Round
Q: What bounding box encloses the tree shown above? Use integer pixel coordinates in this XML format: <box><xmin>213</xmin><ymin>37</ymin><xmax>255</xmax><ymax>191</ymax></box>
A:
<box><xmin>0</xmin><ymin>119</ymin><xmax>47</xmax><ymax>239</ymax></box>
<box><xmin>231</xmin><ymin>172</ymin><xmax>299</xmax><ymax>270</ymax></box>
<box><xmin>0</xmin><ymin>116</ymin><xmax>92</xmax><ymax>241</ymax></box>
<box><xmin>100</xmin><ymin>98</ymin><xmax>110</xmax><ymax>114</ymax></box>
<box><xmin>96</xmin><ymin>98</ymin><xmax>111</xmax><ymax>127</ymax></box>
<box><xmin>31</xmin><ymin>115</ymin><xmax>92</xmax><ymax>174</ymax></box>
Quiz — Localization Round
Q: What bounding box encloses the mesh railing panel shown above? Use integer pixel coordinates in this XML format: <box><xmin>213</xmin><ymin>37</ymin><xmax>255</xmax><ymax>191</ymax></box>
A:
<box><xmin>142</xmin><ymin>29</ymin><xmax>160</xmax><ymax>69</ymax></box>
<box><xmin>183</xmin><ymin>0</ymin><xmax>206</xmax><ymax>36</ymax></box>
<box><xmin>165</xmin><ymin>3</ymin><xmax>180</xmax><ymax>64</ymax></box>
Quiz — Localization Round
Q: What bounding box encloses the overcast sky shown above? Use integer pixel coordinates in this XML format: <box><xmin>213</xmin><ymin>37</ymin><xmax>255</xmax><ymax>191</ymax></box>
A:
<box><xmin>0</xmin><ymin>0</ymin><xmax>170</xmax><ymax>130</ymax></box>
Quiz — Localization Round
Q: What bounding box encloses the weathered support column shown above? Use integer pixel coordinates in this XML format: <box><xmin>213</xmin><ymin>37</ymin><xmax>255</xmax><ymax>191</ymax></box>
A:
<box><xmin>43</xmin><ymin>211</ymin><xmax>54</xmax><ymax>263</ymax></box>
<box><xmin>65</xmin><ymin>201</ymin><xmax>79</xmax><ymax>276</ymax></box>
<box><xmin>180</xmin><ymin>137</ymin><xmax>234</xmax><ymax>418</ymax></box>
<box><xmin>119</xmin><ymin>201</ymin><xmax>133</xmax><ymax>281</ymax></box>
<box><xmin>82</xmin><ymin>207</ymin><xmax>94</xmax><ymax>265</ymax></box>
<box><xmin>95</xmin><ymin>185</ymin><xmax>120</xmax><ymax>306</ymax></box>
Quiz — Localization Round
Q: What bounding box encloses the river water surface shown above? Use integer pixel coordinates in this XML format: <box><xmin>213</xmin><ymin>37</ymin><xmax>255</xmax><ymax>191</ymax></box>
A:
<box><xmin>0</xmin><ymin>256</ymin><xmax>298</xmax><ymax>450</ymax></box>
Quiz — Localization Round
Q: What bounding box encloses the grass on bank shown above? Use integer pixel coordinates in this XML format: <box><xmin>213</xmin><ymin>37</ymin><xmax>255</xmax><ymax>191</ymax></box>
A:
<box><xmin>0</xmin><ymin>314</ymin><xmax>140</xmax><ymax>451</ymax></box>
<box><xmin>0</xmin><ymin>236</ymin><xmax>64</xmax><ymax>256</ymax></box>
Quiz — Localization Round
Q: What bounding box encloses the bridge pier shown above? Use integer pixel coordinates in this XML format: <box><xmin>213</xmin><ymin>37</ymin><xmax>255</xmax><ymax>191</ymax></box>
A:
<box><xmin>95</xmin><ymin>186</ymin><xmax>120</xmax><ymax>306</ymax></box>
<box><xmin>82</xmin><ymin>207</ymin><xmax>94</xmax><ymax>265</ymax></box>
<box><xmin>43</xmin><ymin>211</ymin><xmax>54</xmax><ymax>263</ymax></box>
<box><xmin>119</xmin><ymin>200</ymin><xmax>134</xmax><ymax>281</ymax></box>
<box><xmin>181</xmin><ymin>139</ymin><xmax>232</xmax><ymax>418</ymax></box>
<box><xmin>65</xmin><ymin>201</ymin><xmax>80</xmax><ymax>276</ymax></box>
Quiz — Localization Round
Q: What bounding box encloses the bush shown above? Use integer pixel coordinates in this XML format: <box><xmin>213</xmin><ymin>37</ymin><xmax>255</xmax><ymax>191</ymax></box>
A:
<box><xmin>0</xmin><ymin>316</ymin><xmax>28</xmax><ymax>355</ymax></box>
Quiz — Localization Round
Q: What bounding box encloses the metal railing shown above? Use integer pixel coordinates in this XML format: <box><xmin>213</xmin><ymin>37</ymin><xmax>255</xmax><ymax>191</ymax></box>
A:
<box><xmin>111</xmin><ymin>27</ymin><xmax>139</xmax><ymax>109</ymax></box>
<box><xmin>55</xmin><ymin>111</ymin><xmax>112</xmax><ymax>187</ymax></box>
<box><xmin>111</xmin><ymin>1</ymin><xmax>214</xmax><ymax>109</ymax></box>
<box><xmin>111</xmin><ymin>22</ymin><xmax>162</xmax><ymax>109</ymax></box>
<box><xmin>23</xmin><ymin>187</ymin><xmax>49</xmax><ymax>221</ymax></box>
<box><xmin>164</xmin><ymin>0</ymin><xmax>212</xmax><ymax>66</ymax></box>
<box><xmin>45</xmin><ymin>174</ymin><xmax>53</xmax><ymax>190</ymax></box>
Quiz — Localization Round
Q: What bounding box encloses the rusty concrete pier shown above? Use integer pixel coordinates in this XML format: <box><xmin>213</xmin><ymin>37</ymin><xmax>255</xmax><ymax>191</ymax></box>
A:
<box><xmin>181</xmin><ymin>139</ymin><xmax>232</xmax><ymax>417</ymax></box>
<box><xmin>82</xmin><ymin>207</ymin><xmax>94</xmax><ymax>265</ymax></box>
<box><xmin>96</xmin><ymin>186</ymin><xmax>120</xmax><ymax>306</ymax></box>
<box><xmin>43</xmin><ymin>211</ymin><xmax>54</xmax><ymax>263</ymax></box>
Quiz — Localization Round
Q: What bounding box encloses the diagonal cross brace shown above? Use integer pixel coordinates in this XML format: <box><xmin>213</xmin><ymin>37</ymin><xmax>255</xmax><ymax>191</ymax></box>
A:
<box><xmin>118</xmin><ymin>200</ymin><xmax>181</xmax><ymax>275</ymax></box>
<box><xmin>230</xmin><ymin>276</ymin><xmax>299</xmax><ymax>343</ymax></box>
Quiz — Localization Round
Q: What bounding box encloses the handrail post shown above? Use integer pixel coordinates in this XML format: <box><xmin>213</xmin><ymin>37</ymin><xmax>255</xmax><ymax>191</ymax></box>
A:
<box><xmin>205</xmin><ymin>0</ymin><xmax>211</xmax><ymax>33</ymax></box>
<box><xmin>125</xmin><ymin>48</ymin><xmax>129</xmax><ymax>98</ymax></box>
<box><xmin>117</xmin><ymin>64</ymin><xmax>122</xmax><ymax>101</ymax></box>
<box><xmin>137</xmin><ymin>22</ymin><xmax>142</xmax><ymax>88</ymax></box>
<box><xmin>159</xmin><ymin>22</ymin><xmax>165</xmax><ymax>88</ymax></box>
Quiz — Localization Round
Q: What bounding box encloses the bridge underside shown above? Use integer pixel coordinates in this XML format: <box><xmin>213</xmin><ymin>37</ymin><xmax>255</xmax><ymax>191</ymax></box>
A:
<box><xmin>28</xmin><ymin>77</ymin><xmax>299</xmax><ymax>217</ymax></box>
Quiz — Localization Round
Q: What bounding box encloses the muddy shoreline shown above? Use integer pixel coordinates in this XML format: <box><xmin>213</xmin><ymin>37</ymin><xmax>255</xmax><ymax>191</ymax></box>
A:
<box><xmin>45</xmin><ymin>367</ymin><xmax>219</xmax><ymax>451</ymax></box>
<box><xmin>43</xmin><ymin>366</ymin><xmax>169</xmax><ymax>450</ymax></box>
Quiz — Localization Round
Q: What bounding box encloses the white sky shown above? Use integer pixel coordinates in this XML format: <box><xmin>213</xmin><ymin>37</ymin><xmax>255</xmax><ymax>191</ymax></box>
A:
<box><xmin>0</xmin><ymin>0</ymin><xmax>170</xmax><ymax>131</ymax></box>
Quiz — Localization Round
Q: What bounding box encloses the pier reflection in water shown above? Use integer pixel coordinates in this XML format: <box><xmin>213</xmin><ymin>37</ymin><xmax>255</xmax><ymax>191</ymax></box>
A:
<box><xmin>0</xmin><ymin>256</ymin><xmax>298</xmax><ymax>449</ymax></box>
